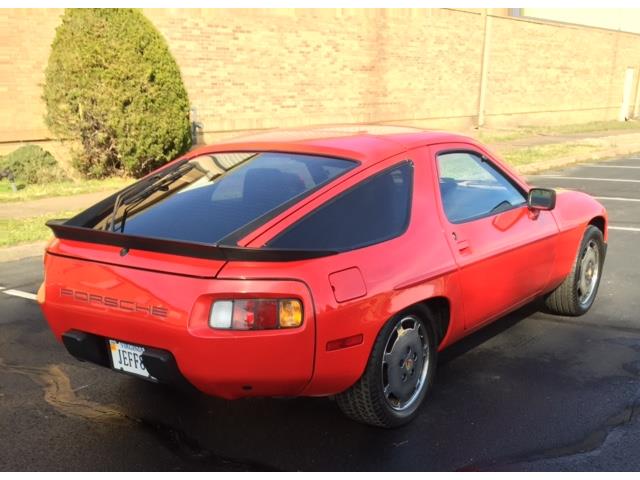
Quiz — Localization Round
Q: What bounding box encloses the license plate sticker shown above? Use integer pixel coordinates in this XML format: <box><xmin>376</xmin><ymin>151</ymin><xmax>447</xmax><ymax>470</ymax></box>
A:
<box><xmin>109</xmin><ymin>340</ymin><xmax>153</xmax><ymax>379</ymax></box>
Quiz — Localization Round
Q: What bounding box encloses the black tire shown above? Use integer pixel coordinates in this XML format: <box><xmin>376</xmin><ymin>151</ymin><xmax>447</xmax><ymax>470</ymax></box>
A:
<box><xmin>335</xmin><ymin>306</ymin><xmax>437</xmax><ymax>428</ymax></box>
<box><xmin>545</xmin><ymin>225</ymin><xmax>605</xmax><ymax>316</ymax></box>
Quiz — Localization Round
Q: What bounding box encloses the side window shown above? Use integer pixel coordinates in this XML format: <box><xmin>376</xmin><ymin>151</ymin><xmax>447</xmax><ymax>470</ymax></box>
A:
<box><xmin>269</xmin><ymin>162</ymin><xmax>413</xmax><ymax>251</ymax></box>
<box><xmin>436</xmin><ymin>152</ymin><xmax>526</xmax><ymax>223</ymax></box>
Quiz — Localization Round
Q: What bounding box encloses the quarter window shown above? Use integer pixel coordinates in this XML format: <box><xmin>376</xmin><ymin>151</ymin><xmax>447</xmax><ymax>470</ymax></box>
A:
<box><xmin>436</xmin><ymin>152</ymin><xmax>525</xmax><ymax>223</ymax></box>
<box><xmin>269</xmin><ymin>162</ymin><xmax>413</xmax><ymax>251</ymax></box>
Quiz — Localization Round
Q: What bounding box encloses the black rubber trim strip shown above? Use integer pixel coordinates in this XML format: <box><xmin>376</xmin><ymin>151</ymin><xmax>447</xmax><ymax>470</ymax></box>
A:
<box><xmin>46</xmin><ymin>220</ymin><xmax>338</xmax><ymax>262</ymax></box>
<box><xmin>62</xmin><ymin>330</ymin><xmax>111</xmax><ymax>367</ymax></box>
<box><xmin>61</xmin><ymin>330</ymin><xmax>197</xmax><ymax>392</ymax></box>
<box><xmin>141</xmin><ymin>349</ymin><xmax>197</xmax><ymax>393</ymax></box>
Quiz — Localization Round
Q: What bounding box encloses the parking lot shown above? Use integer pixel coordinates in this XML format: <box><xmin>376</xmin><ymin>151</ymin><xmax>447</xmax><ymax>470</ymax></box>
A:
<box><xmin>1</xmin><ymin>155</ymin><xmax>640</xmax><ymax>471</ymax></box>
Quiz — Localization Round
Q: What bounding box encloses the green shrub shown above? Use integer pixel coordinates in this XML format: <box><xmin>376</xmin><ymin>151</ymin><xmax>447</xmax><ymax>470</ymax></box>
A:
<box><xmin>0</xmin><ymin>145</ymin><xmax>68</xmax><ymax>184</ymax></box>
<box><xmin>43</xmin><ymin>9</ymin><xmax>191</xmax><ymax>178</ymax></box>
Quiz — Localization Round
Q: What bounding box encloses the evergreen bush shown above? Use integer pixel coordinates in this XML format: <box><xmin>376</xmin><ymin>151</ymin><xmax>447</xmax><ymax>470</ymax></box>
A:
<box><xmin>43</xmin><ymin>9</ymin><xmax>191</xmax><ymax>178</ymax></box>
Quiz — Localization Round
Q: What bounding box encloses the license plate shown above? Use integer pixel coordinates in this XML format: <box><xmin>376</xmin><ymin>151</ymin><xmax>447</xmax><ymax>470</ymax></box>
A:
<box><xmin>109</xmin><ymin>340</ymin><xmax>153</xmax><ymax>379</ymax></box>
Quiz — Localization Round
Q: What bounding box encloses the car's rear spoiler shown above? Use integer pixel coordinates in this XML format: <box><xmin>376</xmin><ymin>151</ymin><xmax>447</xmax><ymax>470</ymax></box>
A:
<box><xmin>46</xmin><ymin>220</ymin><xmax>338</xmax><ymax>262</ymax></box>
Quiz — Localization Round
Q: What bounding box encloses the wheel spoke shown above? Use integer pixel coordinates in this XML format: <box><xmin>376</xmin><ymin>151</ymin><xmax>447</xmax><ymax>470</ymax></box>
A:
<box><xmin>382</xmin><ymin>351</ymin><xmax>393</xmax><ymax>366</ymax></box>
<box><xmin>578</xmin><ymin>274</ymin><xmax>588</xmax><ymax>298</ymax></box>
<box><xmin>577</xmin><ymin>241</ymin><xmax>600</xmax><ymax>306</ymax></box>
<box><xmin>580</xmin><ymin>253</ymin><xmax>589</xmax><ymax>272</ymax></box>
<box><xmin>383</xmin><ymin>384</ymin><xmax>392</xmax><ymax>398</ymax></box>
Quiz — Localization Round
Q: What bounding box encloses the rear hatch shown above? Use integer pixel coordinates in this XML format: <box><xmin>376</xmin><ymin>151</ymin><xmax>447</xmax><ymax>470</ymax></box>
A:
<box><xmin>41</xmin><ymin>149</ymin><xmax>358</xmax><ymax>333</ymax></box>
<box><xmin>45</xmin><ymin>149</ymin><xmax>359</xmax><ymax>268</ymax></box>
<box><xmin>42</xmin><ymin>239</ymin><xmax>226</xmax><ymax>338</ymax></box>
<box><xmin>40</xmin><ymin>151</ymin><xmax>355</xmax><ymax>395</ymax></box>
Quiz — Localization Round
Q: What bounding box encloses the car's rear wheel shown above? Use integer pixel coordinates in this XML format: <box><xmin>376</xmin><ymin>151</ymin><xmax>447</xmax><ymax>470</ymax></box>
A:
<box><xmin>545</xmin><ymin>225</ymin><xmax>605</xmax><ymax>316</ymax></box>
<box><xmin>335</xmin><ymin>308</ymin><xmax>437</xmax><ymax>428</ymax></box>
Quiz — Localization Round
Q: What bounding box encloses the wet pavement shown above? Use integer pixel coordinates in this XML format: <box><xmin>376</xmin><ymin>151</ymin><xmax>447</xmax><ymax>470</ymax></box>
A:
<box><xmin>1</xmin><ymin>155</ymin><xmax>640</xmax><ymax>471</ymax></box>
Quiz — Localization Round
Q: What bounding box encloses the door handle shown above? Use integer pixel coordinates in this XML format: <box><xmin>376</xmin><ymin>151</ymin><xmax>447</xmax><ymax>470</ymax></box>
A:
<box><xmin>457</xmin><ymin>239</ymin><xmax>471</xmax><ymax>252</ymax></box>
<box><xmin>452</xmin><ymin>232</ymin><xmax>471</xmax><ymax>253</ymax></box>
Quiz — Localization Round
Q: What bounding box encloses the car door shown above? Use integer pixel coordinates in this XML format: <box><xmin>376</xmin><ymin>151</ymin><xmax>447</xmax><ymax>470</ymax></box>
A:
<box><xmin>430</xmin><ymin>145</ymin><xmax>559</xmax><ymax>330</ymax></box>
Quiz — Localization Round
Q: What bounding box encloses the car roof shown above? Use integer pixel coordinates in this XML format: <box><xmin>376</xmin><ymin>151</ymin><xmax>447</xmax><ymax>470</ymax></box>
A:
<box><xmin>187</xmin><ymin>124</ymin><xmax>476</xmax><ymax>164</ymax></box>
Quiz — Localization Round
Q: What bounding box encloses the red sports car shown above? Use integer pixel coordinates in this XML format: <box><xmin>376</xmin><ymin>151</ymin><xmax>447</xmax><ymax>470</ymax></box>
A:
<box><xmin>38</xmin><ymin>125</ymin><xmax>607</xmax><ymax>428</ymax></box>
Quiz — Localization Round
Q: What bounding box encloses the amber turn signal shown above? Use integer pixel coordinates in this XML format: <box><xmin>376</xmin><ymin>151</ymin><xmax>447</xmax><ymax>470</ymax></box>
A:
<box><xmin>279</xmin><ymin>299</ymin><xmax>303</xmax><ymax>328</ymax></box>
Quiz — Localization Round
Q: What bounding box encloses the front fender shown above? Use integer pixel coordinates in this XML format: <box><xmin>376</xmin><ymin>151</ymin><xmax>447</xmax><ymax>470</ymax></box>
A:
<box><xmin>552</xmin><ymin>190</ymin><xmax>608</xmax><ymax>241</ymax></box>
<box><xmin>546</xmin><ymin>189</ymin><xmax>608</xmax><ymax>291</ymax></box>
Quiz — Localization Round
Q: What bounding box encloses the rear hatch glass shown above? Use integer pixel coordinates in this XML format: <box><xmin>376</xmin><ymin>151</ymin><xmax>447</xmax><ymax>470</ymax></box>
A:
<box><xmin>86</xmin><ymin>152</ymin><xmax>357</xmax><ymax>245</ymax></box>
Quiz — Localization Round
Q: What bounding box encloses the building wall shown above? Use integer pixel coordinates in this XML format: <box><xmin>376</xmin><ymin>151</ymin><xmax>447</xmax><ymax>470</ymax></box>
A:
<box><xmin>485</xmin><ymin>13</ymin><xmax>640</xmax><ymax>125</ymax></box>
<box><xmin>521</xmin><ymin>8</ymin><xmax>640</xmax><ymax>35</ymax></box>
<box><xmin>0</xmin><ymin>9</ymin><xmax>64</xmax><ymax>145</ymax></box>
<box><xmin>1</xmin><ymin>8</ymin><xmax>640</xmax><ymax>156</ymax></box>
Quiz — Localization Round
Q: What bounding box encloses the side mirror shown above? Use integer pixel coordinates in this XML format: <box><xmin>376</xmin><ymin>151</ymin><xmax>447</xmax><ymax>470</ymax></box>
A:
<box><xmin>528</xmin><ymin>187</ymin><xmax>556</xmax><ymax>211</ymax></box>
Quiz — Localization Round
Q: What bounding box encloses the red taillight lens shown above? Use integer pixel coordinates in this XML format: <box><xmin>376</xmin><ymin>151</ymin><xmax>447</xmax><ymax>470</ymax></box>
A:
<box><xmin>231</xmin><ymin>299</ymin><xmax>278</xmax><ymax>330</ymax></box>
<box><xmin>210</xmin><ymin>299</ymin><xmax>303</xmax><ymax>330</ymax></box>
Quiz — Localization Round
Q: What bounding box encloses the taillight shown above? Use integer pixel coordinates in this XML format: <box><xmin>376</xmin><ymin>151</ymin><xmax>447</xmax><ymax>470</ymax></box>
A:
<box><xmin>209</xmin><ymin>299</ymin><xmax>303</xmax><ymax>330</ymax></box>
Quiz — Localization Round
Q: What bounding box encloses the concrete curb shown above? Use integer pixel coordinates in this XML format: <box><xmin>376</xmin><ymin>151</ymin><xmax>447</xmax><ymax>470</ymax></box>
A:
<box><xmin>512</xmin><ymin>132</ymin><xmax>640</xmax><ymax>174</ymax></box>
<box><xmin>0</xmin><ymin>241</ymin><xmax>46</xmax><ymax>263</ymax></box>
<box><xmin>0</xmin><ymin>189</ymin><xmax>119</xmax><ymax>220</ymax></box>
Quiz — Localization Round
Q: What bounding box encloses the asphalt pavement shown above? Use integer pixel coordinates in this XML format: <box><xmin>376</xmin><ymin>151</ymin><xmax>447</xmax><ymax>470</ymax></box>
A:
<box><xmin>1</xmin><ymin>155</ymin><xmax>640</xmax><ymax>471</ymax></box>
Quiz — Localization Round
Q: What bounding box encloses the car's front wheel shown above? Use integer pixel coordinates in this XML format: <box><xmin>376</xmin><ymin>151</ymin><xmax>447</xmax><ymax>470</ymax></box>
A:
<box><xmin>545</xmin><ymin>225</ymin><xmax>605</xmax><ymax>316</ymax></box>
<box><xmin>335</xmin><ymin>308</ymin><xmax>437</xmax><ymax>428</ymax></box>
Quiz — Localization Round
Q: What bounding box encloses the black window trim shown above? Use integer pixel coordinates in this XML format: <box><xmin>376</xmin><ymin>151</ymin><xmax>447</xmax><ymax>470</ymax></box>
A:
<box><xmin>266</xmin><ymin>160</ymin><xmax>414</xmax><ymax>253</ymax></box>
<box><xmin>434</xmin><ymin>148</ymin><xmax>528</xmax><ymax>225</ymax></box>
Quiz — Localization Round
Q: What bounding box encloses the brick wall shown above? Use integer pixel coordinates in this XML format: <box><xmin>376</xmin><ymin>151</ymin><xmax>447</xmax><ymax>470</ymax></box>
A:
<box><xmin>485</xmin><ymin>13</ymin><xmax>640</xmax><ymax>125</ymax></box>
<box><xmin>1</xmin><ymin>8</ymin><xmax>640</xmax><ymax>156</ymax></box>
<box><xmin>142</xmin><ymin>8</ymin><xmax>487</xmax><ymax>142</ymax></box>
<box><xmin>0</xmin><ymin>9</ymin><xmax>63</xmax><ymax>145</ymax></box>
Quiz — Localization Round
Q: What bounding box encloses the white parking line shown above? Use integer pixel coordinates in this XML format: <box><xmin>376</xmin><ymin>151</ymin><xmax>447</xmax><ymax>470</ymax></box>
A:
<box><xmin>595</xmin><ymin>196</ymin><xmax>640</xmax><ymax>202</ymax></box>
<box><xmin>609</xmin><ymin>226</ymin><xmax>640</xmax><ymax>232</ymax></box>
<box><xmin>532</xmin><ymin>175</ymin><xmax>640</xmax><ymax>183</ymax></box>
<box><xmin>2</xmin><ymin>289</ymin><xmax>37</xmax><ymax>301</ymax></box>
<box><xmin>580</xmin><ymin>164</ymin><xmax>640</xmax><ymax>169</ymax></box>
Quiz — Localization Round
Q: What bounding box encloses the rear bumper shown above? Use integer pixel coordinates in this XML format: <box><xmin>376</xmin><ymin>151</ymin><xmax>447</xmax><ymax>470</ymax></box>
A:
<box><xmin>40</xmin><ymin>263</ymin><xmax>316</xmax><ymax>399</ymax></box>
<box><xmin>53</xmin><ymin>318</ymin><xmax>314</xmax><ymax>399</ymax></box>
<box><xmin>62</xmin><ymin>330</ymin><xmax>196</xmax><ymax>392</ymax></box>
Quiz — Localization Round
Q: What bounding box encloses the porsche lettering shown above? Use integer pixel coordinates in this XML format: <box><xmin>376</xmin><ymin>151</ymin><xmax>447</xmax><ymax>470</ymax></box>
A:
<box><xmin>59</xmin><ymin>288</ymin><xmax>168</xmax><ymax>318</ymax></box>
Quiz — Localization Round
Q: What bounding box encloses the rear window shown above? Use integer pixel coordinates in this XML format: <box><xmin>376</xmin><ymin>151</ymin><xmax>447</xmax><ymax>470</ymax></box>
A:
<box><xmin>95</xmin><ymin>152</ymin><xmax>357</xmax><ymax>244</ymax></box>
<box><xmin>268</xmin><ymin>162</ymin><xmax>413</xmax><ymax>251</ymax></box>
